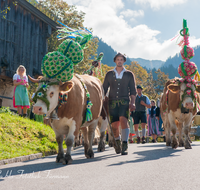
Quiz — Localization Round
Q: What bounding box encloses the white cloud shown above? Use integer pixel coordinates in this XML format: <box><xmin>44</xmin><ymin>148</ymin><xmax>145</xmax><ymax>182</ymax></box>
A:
<box><xmin>134</xmin><ymin>0</ymin><xmax>188</xmax><ymax>10</ymax></box>
<box><xmin>64</xmin><ymin>0</ymin><xmax>200</xmax><ymax>61</ymax></box>
<box><xmin>120</xmin><ymin>9</ymin><xmax>144</xmax><ymax>18</ymax></box>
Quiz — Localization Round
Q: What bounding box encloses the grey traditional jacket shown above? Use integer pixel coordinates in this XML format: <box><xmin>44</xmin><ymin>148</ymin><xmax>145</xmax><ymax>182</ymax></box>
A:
<box><xmin>103</xmin><ymin>70</ymin><xmax>137</xmax><ymax>100</ymax></box>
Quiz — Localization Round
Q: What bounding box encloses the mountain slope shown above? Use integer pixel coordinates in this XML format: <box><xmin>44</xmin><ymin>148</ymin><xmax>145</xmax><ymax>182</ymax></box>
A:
<box><xmin>96</xmin><ymin>38</ymin><xmax>132</xmax><ymax>66</ymax></box>
<box><xmin>130</xmin><ymin>58</ymin><xmax>164</xmax><ymax>69</ymax></box>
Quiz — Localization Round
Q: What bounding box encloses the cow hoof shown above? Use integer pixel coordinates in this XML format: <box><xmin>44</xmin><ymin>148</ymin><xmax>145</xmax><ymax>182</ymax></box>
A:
<box><xmin>62</xmin><ymin>154</ymin><xmax>73</xmax><ymax>165</ymax></box>
<box><xmin>166</xmin><ymin>141</ymin><xmax>171</xmax><ymax>146</ymax></box>
<box><xmin>56</xmin><ymin>153</ymin><xmax>64</xmax><ymax>163</ymax></box>
<box><xmin>171</xmin><ymin>141</ymin><xmax>179</xmax><ymax>149</ymax></box>
<box><xmin>98</xmin><ymin>141</ymin><xmax>105</xmax><ymax>152</ymax></box>
<box><xmin>185</xmin><ymin>142</ymin><xmax>192</xmax><ymax>149</ymax></box>
<box><xmin>74</xmin><ymin>140</ymin><xmax>80</xmax><ymax>147</ymax></box>
<box><xmin>179</xmin><ymin>140</ymin><xmax>184</xmax><ymax>147</ymax></box>
<box><xmin>86</xmin><ymin>149</ymin><xmax>94</xmax><ymax>159</ymax></box>
<box><xmin>109</xmin><ymin>140</ymin><xmax>113</xmax><ymax>147</ymax></box>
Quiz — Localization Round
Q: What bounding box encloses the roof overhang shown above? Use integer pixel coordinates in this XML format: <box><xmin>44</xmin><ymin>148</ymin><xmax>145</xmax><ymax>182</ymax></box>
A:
<box><xmin>17</xmin><ymin>0</ymin><xmax>58</xmax><ymax>30</ymax></box>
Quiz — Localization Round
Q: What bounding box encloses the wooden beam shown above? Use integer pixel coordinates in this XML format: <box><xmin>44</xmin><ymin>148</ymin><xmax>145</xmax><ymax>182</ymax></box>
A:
<box><xmin>17</xmin><ymin>0</ymin><xmax>58</xmax><ymax>30</ymax></box>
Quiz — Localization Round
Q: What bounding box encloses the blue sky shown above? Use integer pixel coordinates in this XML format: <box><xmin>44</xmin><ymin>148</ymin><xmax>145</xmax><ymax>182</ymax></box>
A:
<box><xmin>66</xmin><ymin>0</ymin><xmax>200</xmax><ymax>61</ymax></box>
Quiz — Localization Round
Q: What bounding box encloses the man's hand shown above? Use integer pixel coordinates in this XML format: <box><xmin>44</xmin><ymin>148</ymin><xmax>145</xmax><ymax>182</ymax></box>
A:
<box><xmin>129</xmin><ymin>103</ymin><xmax>136</xmax><ymax>111</ymax></box>
<box><xmin>140</xmin><ymin>100</ymin><xmax>146</xmax><ymax>106</ymax></box>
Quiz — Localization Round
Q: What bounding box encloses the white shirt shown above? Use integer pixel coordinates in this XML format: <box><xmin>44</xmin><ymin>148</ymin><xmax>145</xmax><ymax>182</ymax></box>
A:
<box><xmin>113</xmin><ymin>67</ymin><xmax>126</xmax><ymax>79</ymax></box>
<box><xmin>13</xmin><ymin>74</ymin><xmax>28</xmax><ymax>82</ymax></box>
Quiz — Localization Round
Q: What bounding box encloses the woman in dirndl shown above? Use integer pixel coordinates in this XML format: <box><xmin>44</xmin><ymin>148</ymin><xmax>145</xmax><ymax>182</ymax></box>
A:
<box><xmin>147</xmin><ymin>100</ymin><xmax>161</xmax><ymax>143</ymax></box>
<box><xmin>13</xmin><ymin>65</ymin><xmax>30</xmax><ymax>117</ymax></box>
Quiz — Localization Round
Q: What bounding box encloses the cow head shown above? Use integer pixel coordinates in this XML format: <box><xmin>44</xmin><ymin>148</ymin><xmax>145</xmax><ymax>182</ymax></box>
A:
<box><xmin>29</xmin><ymin>75</ymin><xmax>73</xmax><ymax>116</ymax></box>
<box><xmin>168</xmin><ymin>80</ymin><xmax>200</xmax><ymax>110</ymax></box>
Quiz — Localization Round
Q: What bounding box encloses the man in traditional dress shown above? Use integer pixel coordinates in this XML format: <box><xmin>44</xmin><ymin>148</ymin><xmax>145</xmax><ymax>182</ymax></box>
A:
<box><xmin>103</xmin><ymin>53</ymin><xmax>136</xmax><ymax>155</ymax></box>
<box><xmin>133</xmin><ymin>85</ymin><xmax>151</xmax><ymax>144</ymax></box>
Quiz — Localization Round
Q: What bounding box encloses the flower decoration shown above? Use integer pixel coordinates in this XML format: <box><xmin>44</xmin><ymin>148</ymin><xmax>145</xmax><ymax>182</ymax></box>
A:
<box><xmin>37</xmin><ymin>92</ymin><xmax>44</xmax><ymax>97</ymax></box>
<box><xmin>86</xmin><ymin>92</ymin><xmax>90</xmax><ymax>98</ymax></box>
<box><xmin>41</xmin><ymin>83</ymin><xmax>49</xmax><ymax>91</ymax></box>
<box><xmin>185</xmin><ymin>77</ymin><xmax>192</xmax><ymax>83</ymax></box>
<box><xmin>186</xmin><ymin>89</ymin><xmax>191</xmax><ymax>95</ymax></box>
<box><xmin>186</xmin><ymin>83</ymin><xmax>192</xmax><ymax>88</ymax></box>
<box><xmin>179</xmin><ymin>78</ymin><xmax>185</xmax><ymax>83</ymax></box>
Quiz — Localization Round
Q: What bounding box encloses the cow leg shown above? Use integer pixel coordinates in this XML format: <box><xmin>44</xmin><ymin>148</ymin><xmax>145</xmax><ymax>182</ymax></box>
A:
<box><xmin>87</xmin><ymin>121</ymin><xmax>98</xmax><ymax>159</ymax></box>
<box><xmin>178</xmin><ymin>122</ymin><xmax>184</xmax><ymax>147</ymax></box>
<box><xmin>164</xmin><ymin>117</ymin><xmax>171</xmax><ymax>146</ymax></box>
<box><xmin>97</xmin><ymin>118</ymin><xmax>107</xmax><ymax>152</ymax></box>
<box><xmin>184</xmin><ymin>123</ymin><xmax>192</xmax><ymax>149</ymax></box>
<box><xmin>63</xmin><ymin>121</ymin><xmax>76</xmax><ymax>165</ymax></box>
<box><xmin>168</xmin><ymin>114</ymin><xmax>178</xmax><ymax>149</ymax></box>
<box><xmin>171</xmin><ymin>123</ymin><xmax>179</xmax><ymax>149</ymax></box>
<box><xmin>56</xmin><ymin>135</ymin><xmax>65</xmax><ymax>163</ymax></box>
<box><xmin>81</xmin><ymin>127</ymin><xmax>89</xmax><ymax>158</ymax></box>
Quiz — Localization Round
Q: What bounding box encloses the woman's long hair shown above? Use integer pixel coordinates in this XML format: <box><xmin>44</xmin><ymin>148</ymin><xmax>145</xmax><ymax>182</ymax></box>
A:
<box><xmin>16</xmin><ymin>65</ymin><xmax>26</xmax><ymax>76</ymax></box>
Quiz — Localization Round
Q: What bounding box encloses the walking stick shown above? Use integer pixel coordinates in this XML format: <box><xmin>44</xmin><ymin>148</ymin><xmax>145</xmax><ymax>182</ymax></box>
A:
<box><xmin>102</xmin><ymin>104</ymin><xmax>118</xmax><ymax>148</ymax></box>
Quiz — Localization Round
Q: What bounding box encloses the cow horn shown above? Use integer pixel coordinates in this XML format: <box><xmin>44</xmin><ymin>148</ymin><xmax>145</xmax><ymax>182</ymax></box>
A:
<box><xmin>28</xmin><ymin>75</ymin><xmax>40</xmax><ymax>83</ymax></box>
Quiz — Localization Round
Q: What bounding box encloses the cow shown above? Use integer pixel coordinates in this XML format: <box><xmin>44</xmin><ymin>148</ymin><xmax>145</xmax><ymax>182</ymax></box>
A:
<box><xmin>28</xmin><ymin>74</ymin><xmax>103</xmax><ymax>164</ymax></box>
<box><xmin>160</xmin><ymin>78</ymin><xmax>200</xmax><ymax>149</ymax></box>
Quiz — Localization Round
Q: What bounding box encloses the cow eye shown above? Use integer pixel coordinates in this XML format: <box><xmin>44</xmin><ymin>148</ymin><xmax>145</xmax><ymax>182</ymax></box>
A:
<box><xmin>50</xmin><ymin>92</ymin><xmax>54</xmax><ymax>98</ymax></box>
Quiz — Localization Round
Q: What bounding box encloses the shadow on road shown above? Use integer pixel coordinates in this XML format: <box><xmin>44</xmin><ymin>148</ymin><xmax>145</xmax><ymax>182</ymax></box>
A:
<box><xmin>0</xmin><ymin>147</ymin><xmax>118</xmax><ymax>181</ymax></box>
<box><xmin>107</xmin><ymin>147</ymin><xmax>183</xmax><ymax>167</ymax></box>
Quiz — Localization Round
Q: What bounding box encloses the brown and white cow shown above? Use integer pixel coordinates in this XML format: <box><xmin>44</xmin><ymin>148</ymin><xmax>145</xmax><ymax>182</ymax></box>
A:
<box><xmin>29</xmin><ymin>74</ymin><xmax>103</xmax><ymax>164</ymax></box>
<box><xmin>160</xmin><ymin>78</ymin><xmax>200</xmax><ymax>149</ymax></box>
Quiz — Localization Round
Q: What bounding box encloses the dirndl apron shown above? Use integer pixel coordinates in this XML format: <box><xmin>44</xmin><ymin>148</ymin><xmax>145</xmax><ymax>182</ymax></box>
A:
<box><xmin>13</xmin><ymin>78</ymin><xmax>30</xmax><ymax>109</ymax></box>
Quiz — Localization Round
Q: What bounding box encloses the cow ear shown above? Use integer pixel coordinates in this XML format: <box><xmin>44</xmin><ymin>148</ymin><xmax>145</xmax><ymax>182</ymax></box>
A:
<box><xmin>59</xmin><ymin>81</ymin><xmax>74</xmax><ymax>92</ymax></box>
<box><xmin>167</xmin><ymin>84</ymin><xmax>180</xmax><ymax>93</ymax></box>
<box><xmin>196</xmin><ymin>85</ymin><xmax>200</xmax><ymax>93</ymax></box>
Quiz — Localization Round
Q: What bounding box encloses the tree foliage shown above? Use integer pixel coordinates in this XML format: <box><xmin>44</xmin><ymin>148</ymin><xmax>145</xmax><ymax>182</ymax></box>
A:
<box><xmin>35</xmin><ymin>0</ymin><xmax>98</xmax><ymax>74</ymax></box>
<box><xmin>125</xmin><ymin>61</ymin><xmax>169</xmax><ymax>100</ymax></box>
<box><xmin>125</xmin><ymin>61</ymin><xmax>148</xmax><ymax>87</ymax></box>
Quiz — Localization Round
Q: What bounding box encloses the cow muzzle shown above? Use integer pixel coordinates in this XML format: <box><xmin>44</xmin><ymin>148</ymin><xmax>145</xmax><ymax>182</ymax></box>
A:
<box><xmin>185</xmin><ymin>102</ymin><xmax>194</xmax><ymax>109</ymax></box>
<box><xmin>33</xmin><ymin>106</ymin><xmax>44</xmax><ymax>115</ymax></box>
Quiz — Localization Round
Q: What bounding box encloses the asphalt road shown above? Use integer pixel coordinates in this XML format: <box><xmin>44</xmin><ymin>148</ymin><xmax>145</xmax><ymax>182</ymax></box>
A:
<box><xmin>1</xmin><ymin>142</ymin><xmax>200</xmax><ymax>190</ymax></box>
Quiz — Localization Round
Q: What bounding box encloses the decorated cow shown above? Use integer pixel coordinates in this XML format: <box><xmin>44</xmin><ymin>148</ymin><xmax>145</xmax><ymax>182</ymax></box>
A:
<box><xmin>160</xmin><ymin>19</ymin><xmax>200</xmax><ymax>149</ymax></box>
<box><xmin>160</xmin><ymin>78</ymin><xmax>200</xmax><ymax>149</ymax></box>
<box><xmin>29</xmin><ymin>74</ymin><xmax>103</xmax><ymax>164</ymax></box>
<box><xmin>29</xmin><ymin>25</ymin><xmax>105</xmax><ymax>164</ymax></box>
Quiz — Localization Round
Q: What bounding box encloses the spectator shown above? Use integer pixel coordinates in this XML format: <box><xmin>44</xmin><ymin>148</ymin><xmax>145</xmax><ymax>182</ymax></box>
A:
<box><xmin>13</xmin><ymin>65</ymin><xmax>30</xmax><ymax>117</ymax></box>
<box><xmin>133</xmin><ymin>85</ymin><xmax>151</xmax><ymax>144</ymax></box>
<box><xmin>156</xmin><ymin>99</ymin><xmax>165</xmax><ymax>142</ymax></box>
<box><xmin>147</xmin><ymin>100</ymin><xmax>161</xmax><ymax>143</ymax></box>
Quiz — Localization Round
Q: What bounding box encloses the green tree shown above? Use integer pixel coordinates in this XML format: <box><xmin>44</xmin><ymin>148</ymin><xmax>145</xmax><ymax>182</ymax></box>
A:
<box><xmin>125</xmin><ymin>61</ymin><xmax>148</xmax><ymax>87</ymax></box>
<box><xmin>35</xmin><ymin>0</ymin><xmax>98</xmax><ymax>74</ymax></box>
<box><xmin>144</xmin><ymin>69</ymin><xmax>169</xmax><ymax>100</ymax></box>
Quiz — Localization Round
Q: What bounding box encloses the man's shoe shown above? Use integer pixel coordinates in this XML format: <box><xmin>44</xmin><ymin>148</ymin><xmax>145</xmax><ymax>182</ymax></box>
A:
<box><xmin>142</xmin><ymin>136</ymin><xmax>146</xmax><ymax>144</ymax></box>
<box><xmin>113</xmin><ymin>139</ymin><xmax>121</xmax><ymax>154</ymax></box>
<box><xmin>137</xmin><ymin>137</ymin><xmax>140</xmax><ymax>144</ymax></box>
<box><xmin>121</xmin><ymin>141</ymin><xmax>128</xmax><ymax>155</ymax></box>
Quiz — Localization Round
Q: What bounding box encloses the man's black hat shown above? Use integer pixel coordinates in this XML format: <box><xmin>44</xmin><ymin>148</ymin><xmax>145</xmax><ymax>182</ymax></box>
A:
<box><xmin>137</xmin><ymin>85</ymin><xmax>143</xmax><ymax>90</ymax></box>
<box><xmin>114</xmin><ymin>53</ymin><xmax>126</xmax><ymax>62</ymax></box>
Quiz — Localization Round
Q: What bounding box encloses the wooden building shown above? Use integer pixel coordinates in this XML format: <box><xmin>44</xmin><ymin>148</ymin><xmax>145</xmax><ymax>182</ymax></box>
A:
<box><xmin>0</xmin><ymin>0</ymin><xmax>57</xmax><ymax>109</ymax></box>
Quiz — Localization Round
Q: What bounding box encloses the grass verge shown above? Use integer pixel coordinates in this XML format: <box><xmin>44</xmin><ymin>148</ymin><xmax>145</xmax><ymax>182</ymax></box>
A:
<box><xmin>0</xmin><ymin>113</ymin><xmax>63</xmax><ymax>160</ymax></box>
